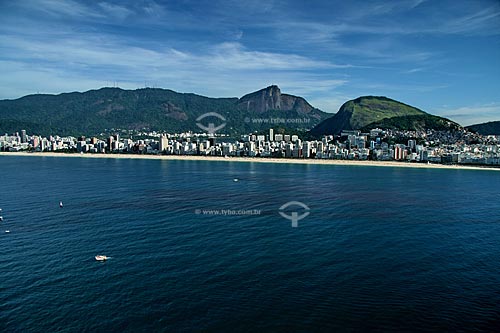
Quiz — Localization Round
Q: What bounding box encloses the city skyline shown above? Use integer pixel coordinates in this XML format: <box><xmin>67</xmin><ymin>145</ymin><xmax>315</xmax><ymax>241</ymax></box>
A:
<box><xmin>2</xmin><ymin>125</ymin><xmax>499</xmax><ymax>167</ymax></box>
<box><xmin>0</xmin><ymin>0</ymin><xmax>499</xmax><ymax>125</ymax></box>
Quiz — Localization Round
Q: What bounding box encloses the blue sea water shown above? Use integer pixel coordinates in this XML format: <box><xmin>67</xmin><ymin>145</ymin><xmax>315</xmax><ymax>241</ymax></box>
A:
<box><xmin>1</xmin><ymin>155</ymin><xmax>500</xmax><ymax>332</ymax></box>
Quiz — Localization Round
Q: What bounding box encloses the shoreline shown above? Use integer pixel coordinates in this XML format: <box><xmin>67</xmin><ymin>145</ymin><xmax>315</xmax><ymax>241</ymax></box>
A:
<box><xmin>1</xmin><ymin>151</ymin><xmax>499</xmax><ymax>171</ymax></box>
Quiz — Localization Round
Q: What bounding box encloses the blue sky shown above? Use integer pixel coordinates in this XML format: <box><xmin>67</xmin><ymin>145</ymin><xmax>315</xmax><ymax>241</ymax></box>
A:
<box><xmin>0</xmin><ymin>0</ymin><xmax>499</xmax><ymax>125</ymax></box>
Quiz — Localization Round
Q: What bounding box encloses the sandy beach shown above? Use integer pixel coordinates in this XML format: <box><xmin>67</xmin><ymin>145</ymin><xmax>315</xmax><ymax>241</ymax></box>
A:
<box><xmin>1</xmin><ymin>151</ymin><xmax>498</xmax><ymax>171</ymax></box>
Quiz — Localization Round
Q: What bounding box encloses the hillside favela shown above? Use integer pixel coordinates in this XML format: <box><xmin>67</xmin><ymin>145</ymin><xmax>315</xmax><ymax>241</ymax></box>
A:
<box><xmin>1</xmin><ymin>1</ymin><xmax>500</xmax><ymax>332</ymax></box>
<box><xmin>1</xmin><ymin>86</ymin><xmax>499</xmax><ymax>167</ymax></box>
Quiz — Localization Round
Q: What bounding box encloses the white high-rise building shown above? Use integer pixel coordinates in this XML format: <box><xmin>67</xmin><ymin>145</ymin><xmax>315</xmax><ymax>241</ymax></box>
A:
<box><xmin>317</xmin><ymin>141</ymin><xmax>324</xmax><ymax>153</ymax></box>
<box><xmin>159</xmin><ymin>135</ymin><xmax>169</xmax><ymax>152</ymax></box>
<box><xmin>269</xmin><ymin>128</ymin><xmax>274</xmax><ymax>141</ymax></box>
<box><xmin>248</xmin><ymin>141</ymin><xmax>256</xmax><ymax>153</ymax></box>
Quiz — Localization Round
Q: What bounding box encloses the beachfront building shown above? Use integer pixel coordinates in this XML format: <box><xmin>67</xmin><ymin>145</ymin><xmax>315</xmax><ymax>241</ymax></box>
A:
<box><xmin>2</xmin><ymin>128</ymin><xmax>499</xmax><ymax>166</ymax></box>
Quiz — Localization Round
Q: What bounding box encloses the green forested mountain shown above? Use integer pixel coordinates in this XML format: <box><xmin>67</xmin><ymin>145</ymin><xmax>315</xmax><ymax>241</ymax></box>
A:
<box><xmin>0</xmin><ymin>86</ymin><xmax>328</xmax><ymax>136</ymax></box>
<box><xmin>360</xmin><ymin>114</ymin><xmax>461</xmax><ymax>131</ymax></box>
<box><xmin>466</xmin><ymin>121</ymin><xmax>500</xmax><ymax>135</ymax></box>
<box><xmin>310</xmin><ymin>96</ymin><xmax>459</xmax><ymax>135</ymax></box>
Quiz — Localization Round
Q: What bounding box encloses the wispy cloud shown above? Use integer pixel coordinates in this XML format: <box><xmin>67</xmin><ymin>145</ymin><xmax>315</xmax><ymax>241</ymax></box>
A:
<box><xmin>203</xmin><ymin>42</ymin><xmax>337</xmax><ymax>70</ymax></box>
<box><xmin>0</xmin><ymin>60</ymin><xmax>117</xmax><ymax>99</ymax></box>
<box><xmin>439</xmin><ymin>6</ymin><xmax>500</xmax><ymax>35</ymax></box>
<box><xmin>0</xmin><ymin>26</ymin><xmax>348</xmax><ymax>101</ymax></box>
<box><xmin>0</xmin><ymin>0</ymin><xmax>498</xmax><ymax>124</ymax></box>
<box><xmin>270</xmin><ymin>2</ymin><xmax>498</xmax><ymax>37</ymax></box>
<box><xmin>97</xmin><ymin>2</ymin><xmax>134</xmax><ymax>20</ymax></box>
<box><xmin>433</xmin><ymin>103</ymin><xmax>500</xmax><ymax>126</ymax></box>
<box><xmin>0</xmin><ymin>30</ymin><xmax>342</xmax><ymax>72</ymax></box>
<box><xmin>20</xmin><ymin>0</ymin><xmax>103</xmax><ymax>19</ymax></box>
<box><xmin>308</xmin><ymin>95</ymin><xmax>353</xmax><ymax>114</ymax></box>
<box><xmin>403</xmin><ymin>68</ymin><xmax>425</xmax><ymax>74</ymax></box>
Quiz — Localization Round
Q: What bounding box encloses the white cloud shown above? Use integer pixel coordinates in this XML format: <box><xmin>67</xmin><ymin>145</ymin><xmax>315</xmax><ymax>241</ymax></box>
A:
<box><xmin>403</xmin><ymin>68</ymin><xmax>424</xmax><ymax>74</ymax></box>
<box><xmin>440</xmin><ymin>6</ymin><xmax>500</xmax><ymax>35</ymax></box>
<box><xmin>267</xmin><ymin>2</ymin><xmax>500</xmax><ymax>41</ymax></box>
<box><xmin>22</xmin><ymin>0</ymin><xmax>103</xmax><ymax>19</ymax></box>
<box><xmin>204</xmin><ymin>42</ymin><xmax>336</xmax><ymax>70</ymax></box>
<box><xmin>433</xmin><ymin>103</ymin><xmax>500</xmax><ymax>126</ymax></box>
<box><xmin>0</xmin><ymin>32</ymin><xmax>341</xmax><ymax>75</ymax></box>
<box><xmin>308</xmin><ymin>96</ymin><xmax>352</xmax><ymax>114</ymax></box>
<box><xmin>0</xmin><ymin>29</ymin><xmax>348</xmax><ymax>102</ymax></box>
<box><xmin>0</xmin><ymin>60</ymin><xmax>116</xmax><ymax>99</ymax></box>
<box><xmin>0</xmin><ymin>0</ymin><xmax>498</xmax><ymax>121</ymax></box>
<box><xmin>98</xmin><ymin>2</ymin><xmax>134</xmax><ymax>20</ymax></box>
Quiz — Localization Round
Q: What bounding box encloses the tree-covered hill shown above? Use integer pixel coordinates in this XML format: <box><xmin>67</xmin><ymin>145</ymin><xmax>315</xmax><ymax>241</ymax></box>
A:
<box><xmin>310</xmin><ymin>96</ymin><xmax>459</xmax><ymax>136</ymax></box>
<box><xmin>0</xmin><ymin>86</ymin><xmax>328</xmax><ymax>136</ymax></box>
<box><xmin>466</xmin><ymin>121</ymin><xmax>500</xmax><ymax>135</ymax></box>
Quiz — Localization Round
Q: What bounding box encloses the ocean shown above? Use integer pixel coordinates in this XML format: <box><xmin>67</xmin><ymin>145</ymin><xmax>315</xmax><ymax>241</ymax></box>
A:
<box><xmin>1</xmin><ymin>155</ymin><xmax>499</xmax><ymax>332</ymax></box>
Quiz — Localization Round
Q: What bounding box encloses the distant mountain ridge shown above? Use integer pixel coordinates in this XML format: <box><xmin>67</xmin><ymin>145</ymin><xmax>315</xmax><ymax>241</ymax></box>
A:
<box><xmin>466</xmin><ymin>121</ymin><xmax>500</xmax><ymax>135</ymax></box>
<box><xmin>0</xmin><ymin>86</ymin><xmax>328</xmax><ymax>136</ymax></box>
<box><xmin>311</xmin><ymin>96</ymin><xmax>460</xmax><ymax>135</ymax></box>
<box><xmin>1</xmin><ymin>87</ymin><xmax>481</xmax><ymax>137</ymax></box>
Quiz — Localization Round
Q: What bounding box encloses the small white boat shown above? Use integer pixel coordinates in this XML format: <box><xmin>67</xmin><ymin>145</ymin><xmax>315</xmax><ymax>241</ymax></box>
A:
<box><xmin>233</xmin><ymin>178</ymin><xmax>239</xmax><ymax>182</ymax></box>
<box><xmin>0</xmin><ymin>216</ymin><xmax>3</xmax><ymax>221</ymax></box>
<box><xmin>59</xmin><ymin>201</ymin><xmax>63</xmax><ymax>208</ymax></box>
<box><xmin>95</xmin><ymin>255</ymin><xmax>109</xmax><ymax>261</ymax></box>
<box><xmin>5</xmin><ymin>230</ymin><xmax>10</xmax><ymax>233</ymax></box>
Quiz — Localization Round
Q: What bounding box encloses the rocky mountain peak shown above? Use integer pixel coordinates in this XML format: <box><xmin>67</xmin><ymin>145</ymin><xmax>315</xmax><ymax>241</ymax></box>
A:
<box><xmin>238</xmin><ymin>85</ymin><xmax>283</xmax><ymax>113</ymax></box>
